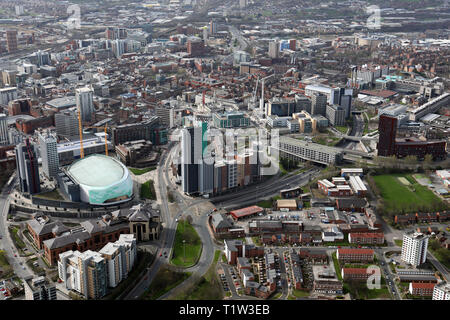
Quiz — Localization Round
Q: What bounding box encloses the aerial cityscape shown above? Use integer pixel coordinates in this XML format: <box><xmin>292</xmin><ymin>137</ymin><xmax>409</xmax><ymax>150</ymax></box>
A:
<box><xmin>0</xmin><ymin>0</ymin><xmax>450</xmax><ymax>306</ymax></box>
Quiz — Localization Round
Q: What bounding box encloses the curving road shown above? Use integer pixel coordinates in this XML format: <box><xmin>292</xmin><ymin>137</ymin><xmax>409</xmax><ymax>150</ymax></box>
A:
<box><xmin>123</xmin><ymin>148</ymin><xmax>175</xmax><ymax>300</ymax></box>
<box><xmin>0</xmin><ymin>176</ymin><xmax>35</xmax><ymax>281</ymax></box>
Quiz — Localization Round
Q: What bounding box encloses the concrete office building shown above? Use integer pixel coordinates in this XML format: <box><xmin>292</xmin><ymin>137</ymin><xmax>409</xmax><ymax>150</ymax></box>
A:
<box><xmin>105</xmin><ymin>27</ymin><xmax>127</xmax><ymax>40</ymax></box>
<box><xmin>305</xmin><ymin>85</ymin><xmax>339</xmax><ymax>105</ymax></box>
<box><xmin>339</xmin><ymin>94</ymin><xmax>352</xmax><ymax>119</ymax></box>
<box><xmin>268</xmin><ymin>41</ymin><xmax>279</xmax><ymax>59</ymax></box>
<box><xmin>187</xmin><ymin>37</ymin><xmax>204</xmax><ymax>56</ymax></box>
<box><xmin>76</xmin><ymin>87</ymin><xmax>95</xmax><ymax>122</ymax></box>
<box><xmin>433</xmin><ymin>282</ymin><xmax>450</xmax><ymax>300</ymax></box>
<box><xmin>287</xmin><ymin>119</ymin><xmax>300</xmax><ymax>132</ymax></box>
<box><xmin>24</xmin><ymin>276</ymin><xmax>57</xmax><ymax>300</ymax></box>
<box><xmin>267</xmin><ymin>115</ymin><xmax>292</xmax><ymax>128</ymax></box>
<box><xmin>401</xmin><ymin>232</ymin><xmax>429</xmax><ymax>267</ymax></box>
<box><xmin>0</xmin><ymin>113</ymin><xmax>8</xmax><ymax>145</ymax></box>
<box><xmin>156</xmin><ymin>106</ymin><xmax>175</xmax><ymax>128</ymax></box>
<box><xmin>0</xmin><ymin>87</ymin><xmax>18</xmax><ymax>106</ymax></box>
<box><xmin>408</xmin><ymin>92</ymin><xmax>450</xmax><ymax>122</ymax></box>
<box><xmin>293</xmin><ymin>112</ymin><xmax>314</xmax><ymax>133</ymax></box>
<box><xmin>311</xmin><ymin>93</ymin><xmax>327</xmax><ymax>116</ymax></box>
<box><xmin>46</xmin><ymin>97</ymin><xmax>77</xmax><ymax>112</ymax></box>
<box><xmin>295</xmin><ymin>95</ymin><xmax>312</xmax><ymax>114</ymax></box>
<box><xmin>15</xmin><ymin>5</ymin><xmax>25</xmax><ymax>15</ymax></box>
<box><xmin>15</xmin><ymin>139</ymin><xmax>41</xmax><ymax>194</ymax></box>
<box><xmin>38</xmin><ymin>131</ymin><xmax>59</xmax><ymax>178</ymax></box>
<box><xmin>266</xmin><ymin>98</ymin><xmax>299</xmax><ymax>117</ymax></box>
<box><xmin>2</xmin><ymin>70</ymin><xmax>17</xmax><ymax>86</ymax></box>
<box><xmin>111</xmin><ymin>116</ymin><xmax>167</xmax><ymax>146</ymax></box>
<box><xmin>213</xmin><ymin>111</ymin><xmax>250</xmax><ymax>128</ymax></box>
<box><xmin>326</xmin><ymin>104</ymin><xmax>346</xmax><ymax>126</ymax></box>
<box><xmin>8</xmin><ymin>99</ymin><xmax>31</xmax><ymax>116</ymax></box>
<box><xmin>55</xmin><ymin>111</ymin><xmax>80</xmax><ymax>138</ymax></box>
<box><xmin>112</xmin><ymin>39</ymin><xmax>125</xmax><ymax>58</ymax></box>
<box><xmin>115</xmin><ymin>140</ymin><xmax>156</xmax><ymax>167</ymax></box>
<box><xmin>6</xmin><ymin>30</ymin><xmax>18</xmax><ymax>53</ymax></box>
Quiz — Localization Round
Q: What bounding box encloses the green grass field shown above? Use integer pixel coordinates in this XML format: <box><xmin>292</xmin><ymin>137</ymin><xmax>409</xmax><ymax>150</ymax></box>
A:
<box><xmin>175</xmin><ymin>250</ymin><xmax>223</xmax><ymax>300</ymax></box>
<box><xmin>257</xmin><ymin>199</ymin><xmax>273</xmax><ymax>208</ymax></box>
<box><xmin>0</xmin><ymin>250</ymin><xmax>13</xmax><ymax>279</ymax></box>
<box><xmin>429</xmin><ymin>239</ymin><xmax>450</xmax><ymax>269</ymax></box>
<box><xmin>343</xmin><ymin>276</ymin><xmax>391</xmax><ymax>299</ymax></box>
<box><xmin>128</xmin><ymin>167</ymin><xmax>156</xmax><ymax>175</ymax></box>
<box><xmin>9</xmin><ymin>226</ymin><xmax>26</xmax><ymax>249</ymax></box>
<box><xmin>140</xmin><ymin>180</ymin><xmax>156</xmax><ymax>200</ymax></box>
<box><xmin>335</xmin><ymin>126</ymin><xmax>349</xmax><ymax>134</ymax></box>
<box><xmin>142</xmin><ymin>266</ymin><xmax>190</xmax><ymax>300</ymax></box>
<box><xmin>312</xmin><ymin>136</ymin><xmax>341</xmax><ymax>147</ymax></box>
<box><xmin>292</xmin><ymin>289</ymin><xmax>311</xmax><ymax>298</ymax></box>
<box><xmin>105</xmin><ymin>251</ymin><xmax>153</xmax><ymax>300</ymax></box>
<box><xmin>257</xmin><ymin>195</ymin><xmax>281</xmax><ymax>208</ymax></box>
<box><xmin>394</xmin><ymin>240</ymin><xmax>403</xmax><ymax>247</ymax></box>
<box><xmin>373</xmin><ymin>174</ymin><xmax>445</xmax><ymax>214</ymax></box>
<box><xmin>170</xmin><ymin>220</ymin><xmax>202</xmax><ymax>268</ymax></box>
<box><xmin>332</xmin><ymin>252</ymin><xmax>343</xmax><ymax>281</ymax></box>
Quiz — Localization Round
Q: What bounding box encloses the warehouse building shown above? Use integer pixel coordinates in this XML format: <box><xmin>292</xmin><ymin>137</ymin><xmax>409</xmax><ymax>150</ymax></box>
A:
<box><xmin>275</xmin><ymin>199</ymin><xmax>298</xmax><ymax>211</ymax></box>
<box><xmin>229</xmin><ymin>206</ymin><xmax>264</xmax><ymax>221</ymax></box>
<box><xmin>348</xmin><ymin>176</ymin><xmax>367</xmax><ymax>197</ymax></box>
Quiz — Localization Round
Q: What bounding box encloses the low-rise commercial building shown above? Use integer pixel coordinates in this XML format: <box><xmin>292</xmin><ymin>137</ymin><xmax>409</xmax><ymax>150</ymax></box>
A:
<box><xmin>115</xmin><ymin>140</ymin><xmax>157</xmax><ymax>167</ymax></box>
<box><xmin>212</xmin><ymin>111</ymin><xmax>250</xmax><ymax>128</ymax></box>
<box><xmin>342</xmin><ymin>268</ymin><xmax>378</xmax><ymax>282</ymax></box>
<box><xmin>341</xmin><ymin>168</ymin><xmax>363</xmax><ymax>178</ymax></box>
<box><xmin>27</xmin><ymin>216</ymin><xmax>69</xmax><ymax>250</ymax></box>
<box><xmin>229</xmin><ymin>206</ymin><xmax>264</xmax><ymax>221</ymax></box>
<box><xmin>313</xmin><ymin>279</ymin><xmax>343</xmax><ymax>294</ymax></box>
<box><xmin>275</xmin><ymin>199</ymin><xmax>297</xmax><ymax>211</ymax></box>
<box><xmin>348</xmin><ymin>232</ymin><xmax>384</xmax><ymax>244</ymax></box>
<box><xmin>43</xmin><ymin>203</ymin><xmax>160</xmax><ymax>265</ymax></box>
<box><xmin>336</xmin><ymin>248</ymin><xmax>374</xmax><ymax>263</ymax></box>
<box><xmin>409</xmin><ymin>282</ymin><xmax>435</xmax><ymax>296</ymax></box>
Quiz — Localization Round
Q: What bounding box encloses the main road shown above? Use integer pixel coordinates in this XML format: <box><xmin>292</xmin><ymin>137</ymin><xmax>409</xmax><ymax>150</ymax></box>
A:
<box><xmin>0</xmin><ymin>175</ymin><xmax>35</xmax><ymax>281</ymax></box>
<box><xmin>123</xmin><ymin>147</ymin><xmax>177</xmax><ymax>300</ymax></box>
<box><xmin>124</xmin><ymin>142</ymin><xmax>217</xmax><ymax>300</ymax></box>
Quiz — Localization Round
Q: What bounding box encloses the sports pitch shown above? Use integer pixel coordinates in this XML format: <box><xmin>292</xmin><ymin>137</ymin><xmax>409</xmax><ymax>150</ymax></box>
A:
<box><xmin>373</xmin><ymin>174</ymin><xmax>444</xmax><ymax>213</ymax></box>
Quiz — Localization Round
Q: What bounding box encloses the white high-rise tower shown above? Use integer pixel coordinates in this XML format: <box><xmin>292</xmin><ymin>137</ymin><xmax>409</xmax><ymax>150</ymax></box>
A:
<box><xmin>401</xmin><ymin>232</ymin><xmax>429</xmax><ymax>267</ymax></box>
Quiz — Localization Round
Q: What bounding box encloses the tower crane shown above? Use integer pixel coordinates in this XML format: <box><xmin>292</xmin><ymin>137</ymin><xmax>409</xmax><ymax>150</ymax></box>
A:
<box><xmin>77</xmin><ymin>108</ymin><xmax>109</xmax><ymax>159</ymax></box>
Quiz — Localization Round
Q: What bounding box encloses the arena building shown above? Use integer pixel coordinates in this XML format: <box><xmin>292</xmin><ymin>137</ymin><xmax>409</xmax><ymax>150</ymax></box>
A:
<box><xmin>65</xmin><ymin>154</ymin><xmax>133</xmax><ymax>205</ymax></box>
